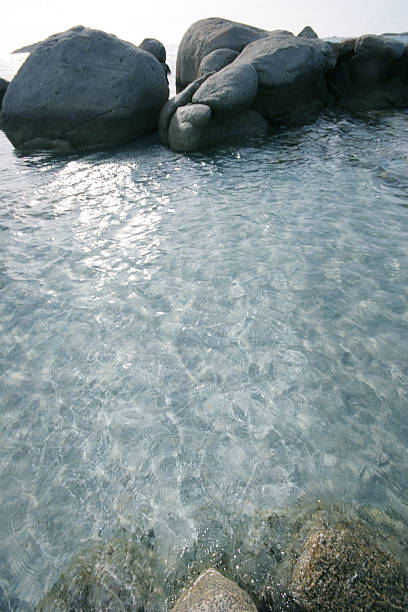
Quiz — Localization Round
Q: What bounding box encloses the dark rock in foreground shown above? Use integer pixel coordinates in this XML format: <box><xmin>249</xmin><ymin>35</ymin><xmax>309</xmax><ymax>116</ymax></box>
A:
<box><xmin>288</xmin><ymin>522</ymin><xmax>408</xmax><ymax>610</ymax></box>
<box><xmin>36</xmin><ymin>499</ymin><xmax>408</xmax><ymax>612</ymax></box>
<box><xmin>170</xmin><ymin>568</ymin><xmax>258</xmax><ymax>611</ymax></box>
<box><xmin>2</xmin><ymin>26</ymin><xmax>169</xmax><ymax>152</ymax></box>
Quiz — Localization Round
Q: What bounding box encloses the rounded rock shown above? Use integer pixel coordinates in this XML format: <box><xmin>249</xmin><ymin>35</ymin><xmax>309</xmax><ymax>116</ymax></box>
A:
<box><xmin>192</xmin><ymin>62</ymin><xmax>258</xmax><ymax>114</ymax></box>
<box><xmin>176</xmin><ymin>17</ymin><xmax>269</xmax><ymax>91</ymax></box>
<box><xmin>139</xmin><ymin>37</ymin><xmax>167</xmax><ymax>62</ymax></box>
<box><xmin>197</xmin><ymin>48</ymin><xmax>240</xmax><ymax>78</ymax></box>
<box><xmin>171</xmin><ymin>568</ymin><xmax>258</xmax><ymax>612</ymax></box>
<box><xmin>2</xmin><ymin>26</ymin><xmax>169</xmax><ymax>151</ymax></box>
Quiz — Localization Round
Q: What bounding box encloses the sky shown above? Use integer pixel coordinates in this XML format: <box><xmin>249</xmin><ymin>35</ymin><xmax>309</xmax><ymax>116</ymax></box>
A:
<box><xmin>0</xmin><ymin>0</ymin><xmax>406</xmax><ymax>53</ymax></box>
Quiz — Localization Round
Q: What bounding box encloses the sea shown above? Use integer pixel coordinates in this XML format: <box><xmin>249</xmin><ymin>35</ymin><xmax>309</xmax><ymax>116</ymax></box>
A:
<box><xmin>0</xmin><ymin>37</ymin><xmax>408</xmax><ymax>609</ymax></box>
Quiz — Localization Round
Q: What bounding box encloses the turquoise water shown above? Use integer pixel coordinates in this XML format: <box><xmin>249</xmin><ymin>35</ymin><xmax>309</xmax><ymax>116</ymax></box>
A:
<box><xmin>1</xmin><ymin>48</ymin><xmax>408</xmax><ymax>609</ymax></box>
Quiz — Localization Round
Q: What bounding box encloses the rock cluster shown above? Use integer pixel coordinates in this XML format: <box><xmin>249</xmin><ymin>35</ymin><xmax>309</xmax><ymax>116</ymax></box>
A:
<box><xmin>161</xmin><ymin>19</ymin><xmax>337</xmax><ymax>151</ymax></box>
<box><xmin>327</xmin><ymin>34</ymin><xmax>408</xmax><ymax>110</ymax></box>
<box><xmin>36</xmin><ymin>501</ymin><xmax>408</xmax><ymax>611</ymax></box>
<box><xmin>1</xmin><ymin>26</ymin><xmax>169</xmax><ymax>152</ymax></box>
<box><xmin>1</xmin><ymin>19</ymin><xmax>408</xmax><ymax>153</ymax></box>
<box><xmin>159</xmin><ymin>17</ymin><xmax>408</xmax><ymax>151</ymax></box>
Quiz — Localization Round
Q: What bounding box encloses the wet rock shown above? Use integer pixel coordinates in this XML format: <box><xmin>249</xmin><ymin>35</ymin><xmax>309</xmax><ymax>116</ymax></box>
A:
<box><xmin>197</xmin><ymin>49</ymin><xmax>240</xmax><ymax>78</ymax></box>
<box><xmin>167</xmin><ymin>103</ymin><xmax>212</xmax><ymax>152</ymax></box>
<box><xmin>288</xmin><ymin>522</ymin><xmax>408</xmax><ymax>610</ymax></box>
<box><xmin>327</xmin><ymin>34</ymin><xmax>408</xmax><ymax>110</ymax></box>
<box><xmin>2</xmin><ymin>26</ymin><xmax>169</xmax><ymax>152</ymax></box>
<box><xmin>176</xmin><ymin>17</ymin><xmax>269</xmax><ymax>92</ymax></box>
<box><xmin>170</xmin><ymin>568</ymin><xmax>258</xmax><ymax>612</ymax></box>
<box><xmin>158</xmin><ymin>77</ymin><xmax>206</xmax><ymax>145</ymax></box>
<box><xmin>36</xmin><ymin>537</ymin><xmax>166</xmax><ymax>611</ymax></box>
<box><xmin>167</xmin><ymin>104</ymin><xmax>268</xmax><ymax>152</ymax></box>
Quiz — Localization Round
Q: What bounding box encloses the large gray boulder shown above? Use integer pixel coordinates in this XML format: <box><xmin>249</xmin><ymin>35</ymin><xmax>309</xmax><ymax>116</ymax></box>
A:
<box><xmin>327</xmin><ymin>34</ymin><xmax>408</xmax><ymax>110</ymax></box>
<box><xmin>159</xmin><ymin>70</ymin><xmax>268</xmax><ymax>151</ymax></box>
<box><xmin>176</xmin><ymin>17</ymin><xmax>269</xmax><ymax>92</ymax></box>
<box><xmin>235</xmin><ymin>30</ymin><xmax>337</xmax><ymax>125</ymax></box>
<box><xmin>170</xmin><ymin>568</ymin><xmax>258</xmax><ymax>612</ymax></box>
<box><xmin>0</xmin><ymin>77</ymin><xmax>9</xmax><ymax>107</ymax></box>
<box><xmin>2</xmin><ymin>26</ymin><xmax>169</xmax><ymax>152</ymax></box>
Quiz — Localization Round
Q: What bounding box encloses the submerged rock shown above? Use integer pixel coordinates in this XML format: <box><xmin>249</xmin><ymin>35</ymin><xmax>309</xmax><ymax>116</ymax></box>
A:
<box><xmin>36</xmin><ymin>537</ymin><xmax>166</xmax><ymax>611</ymax></box>
<box><xmin>327</xmin><ymin>34</ymin><xmax>408</xmax><ymax>110</ymax></box>
<box><xmin>289</xmin><ymin>522</ymin><xmax>408</xmax><ymax>610</ymax></box>
<box><xmin>171</xmin><ymin>568</ymin><xmax>258</xmax><ymax>611</ymax></box>
<box><xmin>2</xmin><ymin>26</ymin><xmax>169</xmax><ymax>152</ymax></box>
<box><xmin>36</xmin><ymin>500</ymin><xmax>408</xmax><ymax>611</ymax></box>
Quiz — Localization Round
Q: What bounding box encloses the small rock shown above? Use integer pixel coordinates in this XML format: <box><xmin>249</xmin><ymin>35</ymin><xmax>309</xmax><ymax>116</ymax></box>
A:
<box><xmin>139</xmin><ymin>37</ymin><xmax>167</xmax><ymax>63</ymax></box>
<box><xmin>297</xmin><ymin>26</ymin><xmax>319</xmax><ymax>39</ymax></box>
<box><xmin>198</xmin><ymin>49</ymin><xmax>240</xmax><ymax>78</ymax></box>
<box><xmin>171</xmin><ymin>568</ymin><xmax>258</xmax><ymax>612</ymax></box>
<box><xmin>158</xmin><ymin>77</ymin><xmax>206</xmax><ymax>145</ymax></box>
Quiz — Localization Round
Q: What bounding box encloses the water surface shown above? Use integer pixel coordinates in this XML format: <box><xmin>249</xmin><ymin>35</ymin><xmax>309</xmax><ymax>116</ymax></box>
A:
<box><xmin>1</xmin><ymin>51</ymin><xmax>408</xmax><ymax>609</ymax></box>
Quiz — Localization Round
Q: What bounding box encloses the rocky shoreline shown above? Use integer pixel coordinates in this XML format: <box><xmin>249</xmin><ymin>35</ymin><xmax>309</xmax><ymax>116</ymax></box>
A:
<box><xmin>0</xmin><ymin>18</ymin><xmax>408</xmax><ymax>152</ymax></box>
<box><xmin>36</xmin><ymin>499</ymin><xmax>408</xmax><ymax>611</ymax></box>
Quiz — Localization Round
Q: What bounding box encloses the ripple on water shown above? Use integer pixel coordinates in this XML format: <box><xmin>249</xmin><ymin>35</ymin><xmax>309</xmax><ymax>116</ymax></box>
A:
<box><xmin>0</xmin><ymin>110</ymin><xmax>408</xmax><ymax>607</ymax></box>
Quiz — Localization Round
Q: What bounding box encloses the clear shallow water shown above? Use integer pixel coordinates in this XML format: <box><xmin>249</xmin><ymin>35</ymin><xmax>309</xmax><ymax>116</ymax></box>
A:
<box><xmin>1</xmin><ymin>52</ymin><xmax>408</xmax><ymax>609</ymax></box>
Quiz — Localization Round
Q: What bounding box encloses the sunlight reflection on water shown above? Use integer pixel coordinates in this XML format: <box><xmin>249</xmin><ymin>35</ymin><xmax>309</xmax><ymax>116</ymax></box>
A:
<box><xmin>0</xmin><ymin>84</ymin><xmax>408</xmax><ymax>607</ymax></box>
